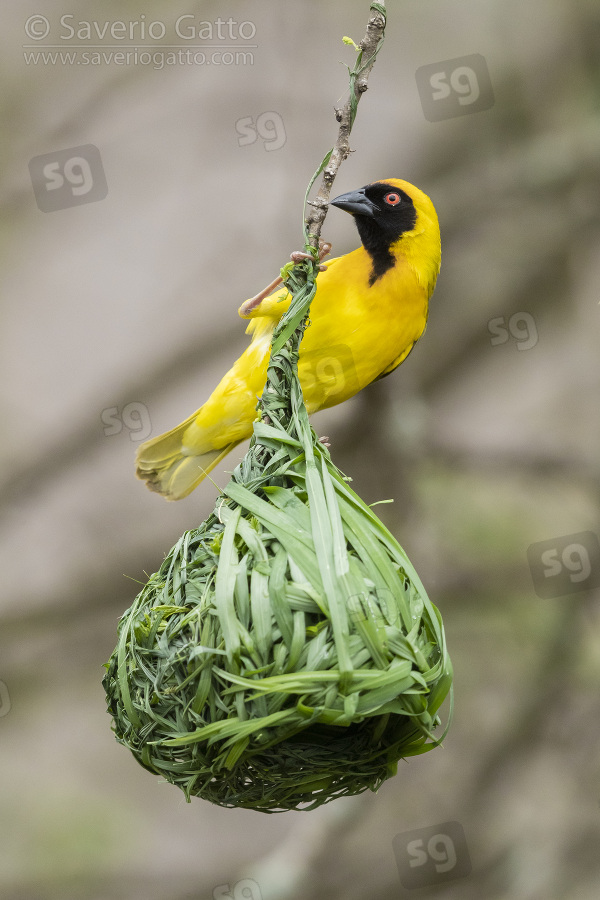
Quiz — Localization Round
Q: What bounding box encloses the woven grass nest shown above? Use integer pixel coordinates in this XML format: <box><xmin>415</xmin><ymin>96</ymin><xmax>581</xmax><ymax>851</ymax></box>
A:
<box><xmin>103</xmin><ymin>256</ymin><xmax>453</xmax><ymax>813</ymax></box>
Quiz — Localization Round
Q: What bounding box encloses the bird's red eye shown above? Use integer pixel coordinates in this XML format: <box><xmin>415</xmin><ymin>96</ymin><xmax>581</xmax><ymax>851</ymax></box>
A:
<box><xmin>384</xmin><ymin>192</ymin><xmax>401</xmax><ymax>206</ymax></box>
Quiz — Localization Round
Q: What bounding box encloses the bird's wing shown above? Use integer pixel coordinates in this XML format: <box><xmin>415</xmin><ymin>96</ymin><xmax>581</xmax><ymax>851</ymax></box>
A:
<box><xmin>370</xmin><ymin>340</ymin><xmax>417</xmax><ymax>384</ymax></box>
<box><xmin>238</xmin><ymin>287</ymin><xmax>292</xmax><ymax>340</ymax></box>
<box><xmin>239</xmin><ymin>286</ymin><xmax>291</xmax><ymax>322</ymax></box>
<box><xmin>238</xmin><ymin>257</ymin><xmax>342</xmax><ymax>335</ymax></box>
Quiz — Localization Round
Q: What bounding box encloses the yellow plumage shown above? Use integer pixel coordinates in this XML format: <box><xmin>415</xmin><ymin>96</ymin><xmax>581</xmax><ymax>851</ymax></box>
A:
<box><xmin>136</xmin><ymin>179</ymin><xmax>441</xmax><ymax>500</ymax></box>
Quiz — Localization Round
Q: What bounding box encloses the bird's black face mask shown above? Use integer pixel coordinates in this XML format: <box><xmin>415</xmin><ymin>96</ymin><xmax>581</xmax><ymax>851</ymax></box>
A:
<box><xmin>330</xmin><ymin>182</ymin><xmax>417</xmax><ymax>284</ymax></box>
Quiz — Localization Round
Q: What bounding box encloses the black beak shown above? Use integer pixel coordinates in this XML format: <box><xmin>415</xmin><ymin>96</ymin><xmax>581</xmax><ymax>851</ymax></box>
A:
<box><xmin>330</xmin><ymin>188</ymin><xmax>378</xmax><ymax>218</ymax></box>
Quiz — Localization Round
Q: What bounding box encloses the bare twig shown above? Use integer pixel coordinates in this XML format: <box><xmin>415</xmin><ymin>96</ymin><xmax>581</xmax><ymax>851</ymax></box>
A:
<box><xmin>243</xmin><ymin>2</ymin><xmax>386</xmax><ymax>319</ymax></box>
<box><xmin>242</xmin><ymin>1</ymin><xmax>387</xmax><ymax>464</ymax></box>
<box><xmin>304</xmin><ymin>2</ymin><xmax>387</xmax><ymax>253</ymax></box>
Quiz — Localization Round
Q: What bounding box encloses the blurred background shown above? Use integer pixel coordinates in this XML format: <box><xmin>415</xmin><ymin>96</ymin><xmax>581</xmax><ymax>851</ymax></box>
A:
<box><xmin>1</xmin><ymin>0</ymin><xmax>599</xmax><ymax>897</ymax></box>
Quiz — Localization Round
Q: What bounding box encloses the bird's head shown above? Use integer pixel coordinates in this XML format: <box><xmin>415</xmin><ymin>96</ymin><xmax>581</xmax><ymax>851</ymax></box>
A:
<box><xmin>330</xmin><ymin>178</ymin><xmax>440</xmax><ymax>286</ymax></box>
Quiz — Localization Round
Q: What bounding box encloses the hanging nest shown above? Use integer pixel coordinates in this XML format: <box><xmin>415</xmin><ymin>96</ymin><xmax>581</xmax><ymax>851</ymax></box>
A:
<box><xmin>103</xmin><ymin>257</ymin><xmax>453</xmax><ymax>812</ymax></box>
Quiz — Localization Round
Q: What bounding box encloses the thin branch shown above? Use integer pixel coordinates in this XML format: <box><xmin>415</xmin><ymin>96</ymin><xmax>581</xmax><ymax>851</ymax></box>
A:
<box><xmin>246</xmin><ymin>1</ymin><xmax>387</xmax><ymax>450</ymax></box>
<box><xmin>304</xmin><ymin>2</ymin><xmax>387</xmax><ymax>253</ymax></box>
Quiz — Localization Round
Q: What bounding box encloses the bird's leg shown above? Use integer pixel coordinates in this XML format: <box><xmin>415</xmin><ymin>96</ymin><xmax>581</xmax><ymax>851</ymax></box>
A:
<box><xmin>318</xmin><ymin>435</ymin><xmax>331</xmax><ymax>447</ymax></box>
<box><xmin>240</xmin><ymin>275</ymin><xmax>285</xmax><ymax>316</ymax></box>
<box><xmin>240</xmin><ymin>241</ymin><xmax>332</xmax><ymax>316</ymax></box>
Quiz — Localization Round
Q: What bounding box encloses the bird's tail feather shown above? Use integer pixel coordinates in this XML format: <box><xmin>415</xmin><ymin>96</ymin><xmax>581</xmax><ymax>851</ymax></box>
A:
<box><xmin>135</xmin><ymin>411</ymin><xmax>240</xmax><ymax>500</ymax></box>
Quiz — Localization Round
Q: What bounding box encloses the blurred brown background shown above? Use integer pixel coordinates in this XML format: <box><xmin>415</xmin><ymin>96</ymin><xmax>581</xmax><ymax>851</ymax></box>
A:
<box><xmin>1</xmin><ymin>0</ymin><xmax>599</xmax><ymax>898</ymax></box>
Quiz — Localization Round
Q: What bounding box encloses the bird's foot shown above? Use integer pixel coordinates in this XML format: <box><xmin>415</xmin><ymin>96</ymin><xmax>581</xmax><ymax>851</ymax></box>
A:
<box><xmin>240</xmin><ymin>242</ymin><xmax>332</xmax><ymax>316</ymax></box>
<box><xmin>318</xmin><ymin>435</ymin><xmax>331</xmax><ymax>448</ymax></box>
<box><xmin>291</xmin><ymin>241</ymin><xmax>332</xmax><ymax>271</ymax></box>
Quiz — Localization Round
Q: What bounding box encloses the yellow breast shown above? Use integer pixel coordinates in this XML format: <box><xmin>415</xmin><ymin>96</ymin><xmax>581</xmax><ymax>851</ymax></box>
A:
<box><xmin>296</xmin><ymin>246</ymin><xmax>430</xmax><ymax>412</ymax></box>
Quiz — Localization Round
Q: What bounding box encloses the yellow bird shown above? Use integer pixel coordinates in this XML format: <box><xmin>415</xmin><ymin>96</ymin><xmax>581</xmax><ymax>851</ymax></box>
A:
<box><xmin>136</xmin><ymin>179</ymin><xmax>441</xmax><ymax>500</ymax></box>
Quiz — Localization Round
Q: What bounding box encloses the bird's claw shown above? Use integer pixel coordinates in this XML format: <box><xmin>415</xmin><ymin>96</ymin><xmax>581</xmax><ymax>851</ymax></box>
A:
<box><xmin>318</xmin><ymin>435</ymin><xmax>331</xmax><ymax>448</ymax></box>
<box><xmin>241</xmin><ymin>242</ymin><xmax>332</xmax><ymax>316</ymax></box>
<box><xmin>290</xmin><ymin>241</ymin><xmax>332</xmax><ymax>270</ymax></box>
